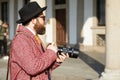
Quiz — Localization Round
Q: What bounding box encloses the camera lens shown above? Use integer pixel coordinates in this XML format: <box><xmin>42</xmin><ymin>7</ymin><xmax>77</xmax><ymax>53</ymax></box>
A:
<box><xmin>57</xmin><ymin>46</ymin><xmax>79</xmax><ymax>58</ymax></box>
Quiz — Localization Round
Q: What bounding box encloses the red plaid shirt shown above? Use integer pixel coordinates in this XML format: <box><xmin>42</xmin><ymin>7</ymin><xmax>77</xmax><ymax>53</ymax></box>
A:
<box><xmin>10</xmin><ymin>25</ymin><xmax>60</xmax><ymax>80</ymax></box>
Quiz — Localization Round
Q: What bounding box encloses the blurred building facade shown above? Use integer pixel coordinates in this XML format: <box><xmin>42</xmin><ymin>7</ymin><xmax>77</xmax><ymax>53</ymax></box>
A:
<box><xmin>0</xmin><ymin>0</ymin><xmax>105</xmax><ymax>48</ymax></box>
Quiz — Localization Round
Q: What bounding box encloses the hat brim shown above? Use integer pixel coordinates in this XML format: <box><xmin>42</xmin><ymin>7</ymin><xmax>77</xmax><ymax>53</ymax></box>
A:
<box><xmin>16</xmin><ymin>6</ymin><xmax>47</xmax><ymax>24</ymax></box>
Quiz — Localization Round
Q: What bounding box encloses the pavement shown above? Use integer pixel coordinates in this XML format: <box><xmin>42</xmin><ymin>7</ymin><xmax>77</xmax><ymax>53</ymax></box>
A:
<box><xmin>0</xmin><ymin>56</ymin><xmax>8</xmax><ymax>80</ymax></box>
<box><xmin>0</xmin><ymin>46</ymin><xmax>105</xmax><ymax>80</ymax></box>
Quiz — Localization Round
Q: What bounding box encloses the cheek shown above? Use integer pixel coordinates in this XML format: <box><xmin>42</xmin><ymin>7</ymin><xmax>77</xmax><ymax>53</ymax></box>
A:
<box><xmin>39</xmin><ymin>19</ymin><xmax>45</xmax><ymax>25</ymax></box>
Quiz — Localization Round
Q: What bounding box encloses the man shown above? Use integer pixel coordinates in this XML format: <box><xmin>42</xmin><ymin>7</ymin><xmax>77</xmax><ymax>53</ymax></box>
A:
<box><xmin>0</xmin><ymin>20</ymin><xmax>3</xmax><ymax>57</ymax></box>
<box><xmin>0</xmin><ymin>21</ymin><xmax>8</xmax><ymax>57</ymax></box>
<box><xmin>2</xmin><ymin>22</ymin><xmax>8</xmax><ymax>56</ymax></box>
<box><xmin>10</xmin><ymin>2</ymin><xmax>68</xmax><ymax>80</ymax></box>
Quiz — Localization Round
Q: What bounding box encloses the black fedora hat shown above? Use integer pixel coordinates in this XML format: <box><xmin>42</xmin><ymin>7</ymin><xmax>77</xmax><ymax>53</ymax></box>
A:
<box><xmin>16</xmin><ymin>1</ymin><xmax>47</xmax><ymax>23</ymax></box>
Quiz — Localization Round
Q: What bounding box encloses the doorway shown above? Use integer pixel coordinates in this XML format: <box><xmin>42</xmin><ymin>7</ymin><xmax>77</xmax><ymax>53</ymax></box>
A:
<box><xmin>55</xmin><ymin>9</ymin><xmax>66</xmax><ymax>45</ymax></box>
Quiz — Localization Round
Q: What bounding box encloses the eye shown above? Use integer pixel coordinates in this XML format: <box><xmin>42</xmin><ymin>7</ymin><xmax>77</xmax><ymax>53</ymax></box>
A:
<box><xmin>40</xmin><ymin>16</ymin><xmax>45</xmax><ymax>18</ymax></box>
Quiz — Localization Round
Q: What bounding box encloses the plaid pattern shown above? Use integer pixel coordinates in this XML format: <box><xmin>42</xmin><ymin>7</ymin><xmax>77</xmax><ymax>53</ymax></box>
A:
<box><xmin>10</xmin><ymin>25</ymin><xmax>60</xmax><ymax>80</ymax></box>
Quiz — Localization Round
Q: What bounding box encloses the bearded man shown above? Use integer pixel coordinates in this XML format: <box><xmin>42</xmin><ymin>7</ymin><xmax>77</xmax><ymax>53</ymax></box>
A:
<box><xmin>9</xmin><ymin>2</ymin><xmax>68</xmax><ymax>80</ymax></box>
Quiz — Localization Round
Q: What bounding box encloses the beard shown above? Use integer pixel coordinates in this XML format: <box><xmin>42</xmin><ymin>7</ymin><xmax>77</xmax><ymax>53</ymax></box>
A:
<box><xmin>34</xmin><ymin>19</ymin><xmax>46</xmax><ymax>35</ymax></box>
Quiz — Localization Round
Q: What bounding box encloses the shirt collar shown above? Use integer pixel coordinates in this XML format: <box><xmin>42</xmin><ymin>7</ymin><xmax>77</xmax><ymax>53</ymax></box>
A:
<box><xmin>26</xmin><ymin>27</ymin><xmax>36</xmax><ymax>35</ymax></box>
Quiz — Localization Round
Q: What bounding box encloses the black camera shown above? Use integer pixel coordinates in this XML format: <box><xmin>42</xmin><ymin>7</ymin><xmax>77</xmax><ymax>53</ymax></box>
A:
<box><xmin>57</xmin><ymin>46</ymin><xmax>80</xmax><ymax>58</ymax></box>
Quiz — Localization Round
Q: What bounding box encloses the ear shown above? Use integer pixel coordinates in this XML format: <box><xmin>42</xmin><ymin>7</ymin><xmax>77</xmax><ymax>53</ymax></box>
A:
<box><xmin>31</xmin><ymin>18</ymin><xmax>36</xmax><ymax>24</ymax></box>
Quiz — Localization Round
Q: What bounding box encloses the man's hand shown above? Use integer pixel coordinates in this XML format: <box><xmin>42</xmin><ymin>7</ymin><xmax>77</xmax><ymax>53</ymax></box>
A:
<box><xmin>47</xmin><ymin>42</ymin><xmax>69</xmax><ymax>63</ymax></box>
<box><xmin>47</xmin><ymin>42</ymin><xmax>58</xmax><ymax>53</ymax></box>
<box><xmin>4</xmin><ymin>33</ymin><xmax>7</xmax><ymax>36</ymax></box>
<box><xmin>56</xmin><ymin>53</ymin><xmax>69</xmax><ymax>63</ymax></box>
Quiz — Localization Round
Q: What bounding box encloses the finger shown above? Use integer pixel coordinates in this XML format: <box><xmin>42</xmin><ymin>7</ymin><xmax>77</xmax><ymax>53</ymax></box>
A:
<box><xmin>58</xmin><ymin>55</ymin><xmax>63</xmax><ymax>60</ymax></box>
<box><xmin>59</xmin><ymin>55</ymin><xmax>66</xmax><ymax>61</ymax></box>
<box><xmin>51</xmin><ymin>42</ymin><xmax>55</xmax><ymax>46</ymax></box>
<box><xmin>61</xmin><ymin>53</ymin><xmax>66</xmax><ymax>57</ymax></box>
<box><xmin>52</xmin><ymin>42</ymin><xmax>57</xmax><ymax>47</ymax></box>
<box><xmin>66</xmin><ymin>53</ymin><xmax>69</xmax><ymax>58</ymax></box>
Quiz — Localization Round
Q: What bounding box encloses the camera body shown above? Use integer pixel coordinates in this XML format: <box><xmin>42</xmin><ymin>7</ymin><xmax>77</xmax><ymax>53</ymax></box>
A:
<box><xmin>57</xmin><ymin>46</ymin><xmax>79</xmax><ymax>58</ymax></box>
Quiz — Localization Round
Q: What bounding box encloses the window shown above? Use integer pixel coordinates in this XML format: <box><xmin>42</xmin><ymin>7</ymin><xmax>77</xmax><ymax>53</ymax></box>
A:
<box><xmin>1</xmin><ymin>2</ymin><xmax>8</xmax><ymax>22</ymax></box>
<box><xmin>97</xmin><ymin>0</ymin><xmax>106</xmax><ymax>26</ymax></box>
<box><xmin>97</xmin><ymin>34</ymin><xmax>105</xmax><ymax>46</ymax></box>
<box><xmin>55</xmin><ymin>0</ymin><xmax>66</xmax><ymax>5</ymax></box>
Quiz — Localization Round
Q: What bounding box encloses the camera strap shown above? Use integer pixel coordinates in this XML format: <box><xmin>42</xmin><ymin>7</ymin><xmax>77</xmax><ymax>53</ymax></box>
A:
<box><xmin>47</xmin><ymin>68</ymin><xmax>51</xmax><ymax>80</ymax></box>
